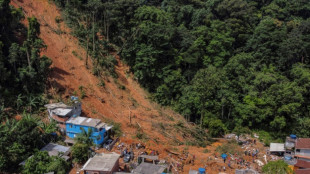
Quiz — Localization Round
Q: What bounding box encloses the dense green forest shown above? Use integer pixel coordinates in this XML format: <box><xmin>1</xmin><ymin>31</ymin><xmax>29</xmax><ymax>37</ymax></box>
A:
<box><xmin>0</xmin><ymin>0</ymin><xmax>66</xmax><ymax>172</ymax></box>
<box><xmin>53</xmin><ymin>0</ymin><xmax>310</xmax><ymax>138</ymax></box>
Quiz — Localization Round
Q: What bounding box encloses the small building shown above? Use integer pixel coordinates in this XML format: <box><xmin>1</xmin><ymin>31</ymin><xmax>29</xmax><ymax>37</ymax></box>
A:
<box><xmin>82</xmin><ymin>152</ymin><xmax>120</xmax><ymax>174</ymax></box>
<box><xmin>295</xmin><ymin>138</ymin><xmax>310</xmax><ymax>159</ymax></box>
<box><xmin>20</xmin><ymin>143</ymin><xmax>71</xmax><ymax>165</ymax></box>
<box><xmin>45</xmin><ymin>97</ymin><xmax>81</xmax><ymax>131</ymax></box>
<box><xmin>270</xmin><ymin>143</ymin><xmax>285</xmax><ymax>155</ymax></box>
<box><xmin>295</xmin><ymin>169</ymin><xmax>310</xmax><ymax>174</ymax></box>
<box><xmin>40</xmin><ymin>143</ymin><xmax>71</xmax><ymax>161</ymax></box>
<box><xmin>133</xmin><ymin>163</ymin><xmax>167</xmax><ymax>174</ymax></box>
<box><xmin>66</xmin><ymin>116</ymin><xmax>112</xmax><ymax>145</ymax></box>
<box><xmin>294</xmin><ymin>159</ymin><xmax>310</xmax><ymax>170</ymax></box>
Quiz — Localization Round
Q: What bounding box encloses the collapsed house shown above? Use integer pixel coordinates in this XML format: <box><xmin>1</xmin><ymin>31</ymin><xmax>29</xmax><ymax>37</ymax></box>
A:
<box><xmin>45</xmin><ymin>96</ymin><xmax>81</xmax><ymax>132</ymax></box>
<box><xmin>66</xmin><ymin>116</ymin><xmax>113</xmax><ymax>145</ymax></box>
<box><xmin>82</xmin><ymin>152</ymin><xmax>120</xmax><ymax>174</ymax></box>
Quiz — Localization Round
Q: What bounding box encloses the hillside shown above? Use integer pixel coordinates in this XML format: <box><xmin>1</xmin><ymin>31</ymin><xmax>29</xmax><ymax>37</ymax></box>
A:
<box><xmin>9</xmin><ymin>0</ymin><xmax>215</xmax><ymax>173</ymax></box>
<box><xmin>11</xmin><ymin>0</ymin><xmax>181</xmax><ymax>146</ymax></box>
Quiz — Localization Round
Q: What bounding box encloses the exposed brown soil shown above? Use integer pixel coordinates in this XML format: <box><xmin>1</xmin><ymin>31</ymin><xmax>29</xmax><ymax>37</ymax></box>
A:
<box><xmin>10</xmin><ymin>1</ymin><xmax>261</xmax><ymax>173</ymax></box>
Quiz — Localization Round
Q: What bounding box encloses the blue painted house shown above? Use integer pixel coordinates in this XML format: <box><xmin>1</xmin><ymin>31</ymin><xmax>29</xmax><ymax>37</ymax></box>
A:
<box><xmin>65</xmin><ymin>116</ymin><xmax>112</xmax><ymax>145</ymax></box>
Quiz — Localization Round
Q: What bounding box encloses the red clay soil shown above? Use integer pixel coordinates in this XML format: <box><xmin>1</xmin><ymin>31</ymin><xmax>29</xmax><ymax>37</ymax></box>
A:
<box><xmin>11</xmin><ymin>0</ymin><xmax>238</xmax><ymax>173</ymax></box>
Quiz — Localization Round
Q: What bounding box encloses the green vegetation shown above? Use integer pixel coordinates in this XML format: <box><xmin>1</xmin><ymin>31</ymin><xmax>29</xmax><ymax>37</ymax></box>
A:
<box><xmin>72</xmin><ymin>128</ymin><xmax>93</xmax><ymax>163</ymax></box>
<box><xmin>216</xmin><ymin>140</ymin><xmax>240</xmax><ymax>155</ymax></box>
<box><xmin>262</xmin><ymin>160</ymin><xmax>293</xmax><ymax>174</ymax></box>
<box><xmin>53</xmin><ymin>0</ymin><xmax>310</xmax><ymax>139</ymax></box>
<box><xmin>0</xmin><ymin>1</ymin><xmax>55</xmax><ymax>172</ymax></box>
<box><xmin>78</xmin><ymin>85</ymin><xmax>86</xmax><ymax>99</ymax></box>
<box><xmin>22</xmin><ymin>151</ymin><xmax>70</xmax><ymax>174</ymax></box>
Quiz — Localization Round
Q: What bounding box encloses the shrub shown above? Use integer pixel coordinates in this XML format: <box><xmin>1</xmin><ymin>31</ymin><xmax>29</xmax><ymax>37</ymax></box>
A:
<box><xmin>55</xmin><ymin>16</ymin><xmax>63</xmax><ymax>23</ymax></box>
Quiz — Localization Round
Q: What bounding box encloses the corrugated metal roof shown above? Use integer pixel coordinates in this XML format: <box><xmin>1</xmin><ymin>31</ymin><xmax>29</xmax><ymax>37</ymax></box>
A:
<box><xmin>66</xmin><ymin>116</ymin><xmax>110</xmax><ymax>129</ymax></box>
<box><xmin>41</xmin><ymin>143</ymin><xmax>71</xmax><ymax>156</ymax></box>
<box><xmin>270</xmin><ymin>143</ymin><xmax>285</xmax><ymax>152</ymax></box>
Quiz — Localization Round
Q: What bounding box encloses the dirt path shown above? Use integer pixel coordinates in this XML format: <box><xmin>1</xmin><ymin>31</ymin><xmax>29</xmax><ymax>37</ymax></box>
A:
<box><xmin>10</xmin><ymin>0</ymin><xmax>237</xmax><ymax>173</ymax></box>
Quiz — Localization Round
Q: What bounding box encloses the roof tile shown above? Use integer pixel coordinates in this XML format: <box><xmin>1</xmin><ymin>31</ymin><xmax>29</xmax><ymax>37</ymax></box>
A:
<box><xmin>296</xmin><ymin>138</ymin><xmax>310</xmax><ymax>149</ymax></box>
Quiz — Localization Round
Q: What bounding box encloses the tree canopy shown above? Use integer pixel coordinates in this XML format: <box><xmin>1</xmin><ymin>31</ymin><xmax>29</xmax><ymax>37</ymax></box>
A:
<box><xmin>54</xmin><ymin>0</ymin><xmax>310</xmax><ymax>139</ymax></box>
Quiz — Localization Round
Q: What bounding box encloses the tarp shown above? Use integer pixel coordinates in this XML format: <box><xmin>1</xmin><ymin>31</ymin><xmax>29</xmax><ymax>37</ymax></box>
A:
<box><xmin>198</xmin><ymin>168</ymin><xmax>206</xmax><ymax>174</ymax></box>
<box><xmin>290</xmin><ymin>134</ymin><xmax>297</xmax><ymax>139</ymax></box>
<box><xmin>221</xmin><ymin>153</ymin><xmax>227</xmax><ymax>159</ymax></box>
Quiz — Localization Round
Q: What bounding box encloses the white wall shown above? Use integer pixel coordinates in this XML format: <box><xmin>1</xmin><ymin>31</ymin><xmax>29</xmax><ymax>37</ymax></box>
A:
<box><xmin>295</xmin><ymin>149</ymin><xmax>310</xmax><ymax>157</ymax></box>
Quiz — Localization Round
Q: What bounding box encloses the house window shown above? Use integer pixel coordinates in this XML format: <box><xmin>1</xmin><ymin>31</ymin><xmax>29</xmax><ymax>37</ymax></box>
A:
<box><xmin>80</xmin><ymin>127</ymin><xmax>84</xmax><ymax>131</ymax></box>
<box><xmin>296</xmin><ymin>149</ymin><xmax>300</xmax><ymax>152</ymax></box>
<box><xmin>69</xmin><ymin>124</ymin><xmax>72</xmax><ymax>128</ymax></box>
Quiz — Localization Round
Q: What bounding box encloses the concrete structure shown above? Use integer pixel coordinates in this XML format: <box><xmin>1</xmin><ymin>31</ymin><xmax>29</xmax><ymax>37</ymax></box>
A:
<box><xmin>133</xmin><ymin>163</ymin><xmax>167</xmax><ymax>174</ymax></box>
<box><xmin>82</xmin><ymin>153</ymin><xmax>120</xmax><ymax>174</ymax></box>
<box><xmin>138</xmin><ymin>155</ymin><xmax>159</xmax><ymax>164</ymax></box>
<box><xmin>66</xmin><ymin>116</ymin><xmax>112</xmax><ymax>145</ymax></box>
<box><xmin>189</xmin><ymin>170</ymin><xmax>199</xmax><ymax>174</ymax></box>
<box><xmin>270</xmin><ymin>143</ymin><xmax>285</xmax><ymax>155</ymax></box>
<box><xmin>295</xmin><ymin>138</ymin><xmax>310</xmax><ymax>159</ymax></box>
<box><xmin>45</xmin><ymin>97</ymin><xmax>81</xmax><ymax>131</ymax></box>
<box><xmin>235</xmin><ymin>169</ymin><xmax>259</xmax><ymax>174</ymax></box>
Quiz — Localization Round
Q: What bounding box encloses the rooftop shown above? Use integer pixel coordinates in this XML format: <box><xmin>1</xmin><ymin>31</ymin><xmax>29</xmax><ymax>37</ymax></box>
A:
<box><xmin>270</xmin><ymin>143</ymin><xmax>285</xmax><ymax>152</ymax></box>
<box><xmin>45</xmin><ymin>102</ymin><xmax>70</xmax><ymax>109</ymax></box>
<box><xmin>82</xmin><ymin>153</ymin><xmax>120</xmax><ymax>171</ymax></box>
<box><xmin>66</xmin><ymin>116</ymin><xmax>112</xmax><ymax>129</ymax></box>
<box><xmin>295</xmin><ymin>159</ymin><xmax>310</xmax><ymax>168</ymax></box>
<box><xmin>41</xmin><ymin>143</ymin><xmax>71</xmax><ymax>157</ymax></box>
<box><xmin>20</xmin><ymin>143</ymin><xmax>71</xmax><ymax>166</ymax></box>
<box><xmin>133</xmin><ymin>163</ymin><xmax>167</xmax><ymax>174</ymax></box>
<box><xmin>295</xmin><ymin>169</ymin><xmax>310</xmax><ymax>174</ymax></box>
<box><xmin>296</xmin><ymin>138</ymin><xmax>310</xmax><ymax>149</ymax></box>
<box><xmin>51</xmin><ymin>108</ymin><xmax>72</xmax><ymax>116</ymax></box>
<box><xmin>139</xmin><ymin>155</ymin><xmax>159</xmax><ymax>161</ymax></box>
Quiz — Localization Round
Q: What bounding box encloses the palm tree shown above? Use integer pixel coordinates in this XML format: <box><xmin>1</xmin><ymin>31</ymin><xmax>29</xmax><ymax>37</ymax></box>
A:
<box><xmin>27</xmin><ymin>95</ymin><xmax>39</xmax><ymax>113</ymax></box>
<box><xmin>75</xmin><ymin>128</ymin><xmax>94</xmax><ymax>146</ymax></box>
<box><xmin>39</xmin><ymin>121</ymin><xmax>57</xmax><ymax>134</ymax></box>
<box><xmin>16</xmin><ymin>94</ymin><xmax>25</xmax><ymax>110</ymax></box>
